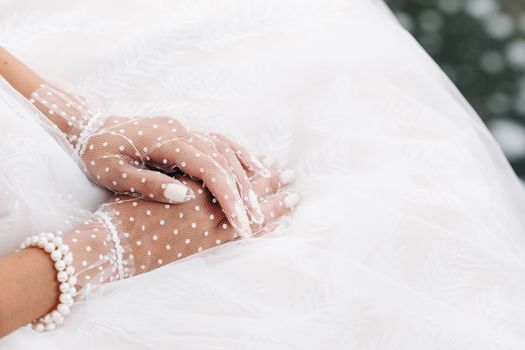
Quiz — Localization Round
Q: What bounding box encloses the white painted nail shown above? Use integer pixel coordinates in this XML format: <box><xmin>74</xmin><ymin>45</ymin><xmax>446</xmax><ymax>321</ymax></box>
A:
<box><xmin>248</xmin><ymin>190</ymin><xmax>265</xmax><ymax>225</ymax></box>
<box><xmin>261</xmin><ymin>156</ymin><xmax>276</xmax><ymax>168</ymax></box>
<box><xmin>164</xmin><ymin>183</ymin><xmax>192</xmax><ymax>203</ymax></box>
<box><xmin>234</xmin><ymin>203</ymin><xmax>253</xmax><ymax>238</ymax></box>
<box><xmin>284</xmin><ymin>193</ymin><xmax>301</xmax><ymax>209</ymax></box>
<box><xmin>248</xmin><ymin>156</ymin><xmax>271</xmax><ymax>177</ymax></box>
<box><xmin>251</xmin><ymin>156</ymin><xmax>265</xmax><ymax>169</ymax></box>
<box><xmin>279</xmin><ymin>169</ymin><xmax>296</xmax><ymax>186</ymax></box>
<box><xmin>248</xmin><ymin>190</ymin><xmax>259</xmax><ymax>208</ymax></box>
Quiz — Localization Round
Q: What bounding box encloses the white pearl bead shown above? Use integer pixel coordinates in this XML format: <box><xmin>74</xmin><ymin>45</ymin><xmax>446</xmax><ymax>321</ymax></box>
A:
<box><xmin>38</xmin><ymin>238</ymin><xmax>47</xmax><ymax>248</ymax></box>
<box><xmin>44</xmin><ymin>242</ymin><xmax>56</xmax><ymax>253</ymax></box>
<box><xmin>68</xmin><ymin>275</ymin><xmax>78</xmax><ymax>286</ymax></box>
<box><xmin>57</xmin><ymin>303</ymin><xmax>70</xmax><ymax>316</ymax></box>
<box><xmin>18</xmin><ymin>232</ymin><xmax>76</xmax><ymax>332</ymax></box>
<box><xmin>59</xmin><ymin>293</ymin><xmax>74</xmax><ymax>306</ymax></box>
<box><xmin>43</xmin><ymin>314</ymin><xmax>53</xmax><ymax>324</ymax></box>
<box><xmin>58</xmin><ymin>244</ymin><xmax>69</xmax><ymax>254</ymax></box>
<box><xmin>57</xmin><ymin>271</ymin><xmax>69</xmax><ymax>282</ymax></box>
<box><xmin>52</xmin><ymin>236</ymin><xmax>63</xmax><ymax>246</ymax></box>
<box><xmin>50</xmin><ymin>250</ymin><xmax>62</xmax><ymax>262</ymax></box>
<box><xmin>64</xmin><ymin>253</ymin><xmax>73</xmax><ymax>265</ymax></box>
<box><xmin>54</xmin><ymin>260</ymin><xmax>66</xmax><ymax>271</ymax></box>
<box><xmin>59</xmin><ymin>282</ymin><xmax>70</xmax><ymax>293</ymax></box>
<box><xmin>51</xmin><ymin>311</ymin><xmax>64</xmax><ymax>325</ymax></box>
<box><xmin>54</xmin><ymin>314</ymin><xmax>64</xmax><ymax>325</ymax></box>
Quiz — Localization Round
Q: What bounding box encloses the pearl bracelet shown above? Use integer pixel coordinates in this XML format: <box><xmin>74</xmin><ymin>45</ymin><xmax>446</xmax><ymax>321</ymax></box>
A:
<box><xmin>17</xmin><ymin>232</ymin><xmax>77</xmax><ymax>332</ymax></box>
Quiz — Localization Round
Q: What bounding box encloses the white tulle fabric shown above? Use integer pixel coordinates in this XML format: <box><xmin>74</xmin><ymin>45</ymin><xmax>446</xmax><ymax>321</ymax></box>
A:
<box><xmin>2</xmin><ymin>0</ymin><xmax>525</xmax><ymax>348</ymax></box>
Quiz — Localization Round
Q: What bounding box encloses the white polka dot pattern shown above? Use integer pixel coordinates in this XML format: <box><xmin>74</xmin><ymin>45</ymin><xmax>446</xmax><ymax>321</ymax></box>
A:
<box><xmin>62</xmin><ymin>171</ymin><xmax>299</xmax><ymax>291</ymax></box>
<box><xmin>30</xmin><ymin>84</ymin><xmax>272</xmax><ymax>238</ymax></box>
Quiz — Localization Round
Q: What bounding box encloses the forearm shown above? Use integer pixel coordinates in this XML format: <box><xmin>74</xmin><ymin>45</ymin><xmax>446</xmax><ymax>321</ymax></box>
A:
<box><xmin>0</xmin><ymin>216</ymin><xmax>113</xmax><ymax>338</ymax></box>
<box><xmin>0</xmin><ymin>47</ymin><xmax>89</xmax><ymax>143</ymax></box>
<box><xmin>0</xmin><ymin>47</ymin><xmax>45</xmax><ymax>99</ymax></box>
<box><xmin>0</xmin><ymin>248</ymin><xmax>58</xmax><ymax>337</ymax></box>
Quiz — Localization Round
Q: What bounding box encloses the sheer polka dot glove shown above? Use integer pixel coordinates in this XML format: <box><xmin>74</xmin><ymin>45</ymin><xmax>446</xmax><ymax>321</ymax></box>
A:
<box><xmin>61</xmin><ymin>167</ymin><xmax>300</xmax><ymax>290</ymax></box>
<box><xmin>30</xmin><ymin>84</ymin><xmax>271</xmax><ymax>238</ymax></box>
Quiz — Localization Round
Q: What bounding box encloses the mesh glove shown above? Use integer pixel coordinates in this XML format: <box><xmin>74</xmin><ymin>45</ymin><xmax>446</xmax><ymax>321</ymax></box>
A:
<box><xmin>60</xmin><ymin>167</ymin><xmax>299</xmax><ymax>291</ymax></box>
<box><xmin>30</xmin><ymin>84</ymin><xmax>270</xmax><ymax>237</ymax></box>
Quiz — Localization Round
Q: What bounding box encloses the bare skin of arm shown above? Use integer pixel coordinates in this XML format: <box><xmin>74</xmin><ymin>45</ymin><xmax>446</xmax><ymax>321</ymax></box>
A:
<box><xmin>0</xmin><ymin>49</ymin><xmax>72</xmax><ymax>337</ymax></box>
<box><xmin>0</xmin><ymin>248</ymin><xmax>58</xmax><ymax>337</ymax></box>
<box><xmin>0</xmin><ymin>47</ymin><xmax>44</xmax><ymax>99</ymax></box>
<box><xmin>0</xmin><ymin>47</ymin><xmax>80</xmax><ymax>138</ymax></box>
<box><xmin>0</xmin><ymin>49</ymin><xmax>77</xmax><ymax>337</ymax></box>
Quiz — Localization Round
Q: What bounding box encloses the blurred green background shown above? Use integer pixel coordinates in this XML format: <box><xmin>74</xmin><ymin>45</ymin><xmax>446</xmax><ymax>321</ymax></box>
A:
<box><xmin>386</xmin><ymin>0</ymin><xmax>525</xmax><ymax>178</ymax></box>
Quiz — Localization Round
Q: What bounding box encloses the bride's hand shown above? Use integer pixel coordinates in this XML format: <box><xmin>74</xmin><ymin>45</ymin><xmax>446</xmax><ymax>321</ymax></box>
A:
<box><xmin>80</xmin><ymin>115</ymin><xmax>270</xmax><ymax>237</ymax></box>
<box><xmin>30</xmin><ymin>84</ymin><xmax>271</xmax><ymax>237</ymax></box>
<box><xmin>61</xmin><ymin>169</ymin><xmax>300</xmax><ymax>291</ymax></box>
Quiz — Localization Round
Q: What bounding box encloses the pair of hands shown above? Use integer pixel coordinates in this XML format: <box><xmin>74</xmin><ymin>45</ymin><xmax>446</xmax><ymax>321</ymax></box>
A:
<box><xmin>81</xmin><ymin>115</ymin><xmax>271</xmax><ymax>238</ymax></box>
<box><xmin>29</xmin><ymin>84</ymin><xmax>300</xmax><ymax>289</ymax></box>
<box><xmin>32</xmin><ymin>84</ymin><xmax>278</xmax><ymax>237</ymax></box>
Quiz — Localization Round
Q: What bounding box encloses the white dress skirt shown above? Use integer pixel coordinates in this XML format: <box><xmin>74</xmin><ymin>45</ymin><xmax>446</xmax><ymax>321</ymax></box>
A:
<box><xmin>1</xmin><ymin>0</ymin><xmax>525</xmax><ymax>348</ymax></box>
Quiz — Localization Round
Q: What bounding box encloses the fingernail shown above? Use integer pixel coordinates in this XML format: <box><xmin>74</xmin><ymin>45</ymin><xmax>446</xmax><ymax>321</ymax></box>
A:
<box><xmin>284</xmin><ymin>193</ymin><xmax>301</xmax><ymax>209</ymax></box>
<box><xmin>234</xmin><ymin>203</ymin><xmax>253</xmax><ymax>238</ymax></box>
<box><xmin>251</xmin><ymin>156</ymin><xmax>265</xmax><ymax>170</ymax></box>
<box><xmin>261</xmin><ymin>156</ymin><xmax>276</xmax><ymax>168</ymax></box>
<box><xmin>248</xmin><ymin>156</ymin><xmax>272</xmax><ymax>178</ymax></box>
<box><xmin>248</xmin><ymin>190</ymin><xmax>259</xmax><ymax>209</ymax></box>
<box><xmin>248</xmin><ymin>190</ymin><xmax>265</xmax><ymax>225</ymax></box>
<box><xmin>279</xmin><ymin>169</ymin><xmax>296</xmax><ymax>186</ymax></box>
<box><xmin>164</xmin><ymin>183</ymin><xmax>193</xmax><ymax>202</ymax></box>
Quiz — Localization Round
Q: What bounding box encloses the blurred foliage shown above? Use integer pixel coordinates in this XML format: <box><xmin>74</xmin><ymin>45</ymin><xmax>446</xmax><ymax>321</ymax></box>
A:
<box><xmin>386</xmin><ymin>0</ymin><xmax>525</xmax><ymax>177</ymax></box>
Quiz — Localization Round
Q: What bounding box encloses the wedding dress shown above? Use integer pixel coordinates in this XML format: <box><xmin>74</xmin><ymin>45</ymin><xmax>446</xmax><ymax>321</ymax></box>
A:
<box><xmin>2</xmin><ymin>0</ymin><xmax>525</xmax><ymax>348</ymax></box>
